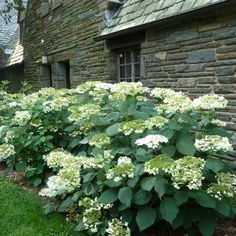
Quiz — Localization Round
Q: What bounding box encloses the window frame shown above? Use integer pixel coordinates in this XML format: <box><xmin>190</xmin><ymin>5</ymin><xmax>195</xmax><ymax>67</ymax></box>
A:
<box><xmin>117</xmin><ymin>47</ymin><xmax>140</xmax><ymax>83</ymax></box>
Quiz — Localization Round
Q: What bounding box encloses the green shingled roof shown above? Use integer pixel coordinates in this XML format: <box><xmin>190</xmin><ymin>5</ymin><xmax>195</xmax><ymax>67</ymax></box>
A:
<box><xmin>101</xmin><ymin>0</ymin><xmax>228</xmax><ymax>36</ymax></box>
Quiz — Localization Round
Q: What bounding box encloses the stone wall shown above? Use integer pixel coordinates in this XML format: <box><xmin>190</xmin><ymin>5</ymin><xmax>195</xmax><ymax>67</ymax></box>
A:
<box><xmin>23</xmin><ymin>0</ymin><xmax>114</xmax><ymax>88</ymax></box>
<box><xmin>141</xmin><ymin>6</ymin><xmax>236</xmax><ymax>165</ymax></box>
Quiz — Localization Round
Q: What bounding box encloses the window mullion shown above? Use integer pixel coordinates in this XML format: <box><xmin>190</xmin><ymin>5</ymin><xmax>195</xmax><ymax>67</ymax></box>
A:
<box><xmin>131</xmin><ymin>51</ymin><xmax>135</xmax><ymax>82</ymax></box>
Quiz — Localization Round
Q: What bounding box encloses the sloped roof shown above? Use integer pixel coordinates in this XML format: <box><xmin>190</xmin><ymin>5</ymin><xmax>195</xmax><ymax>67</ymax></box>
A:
<box><xmin>0</xmin><ymin>1</ymin><xmax>18</xmax><ymax>48</ymax></box>
<box><xmin>101</xmin><ymin>0</ymin><xmax>229</xmax><ymax>37</ymax></box>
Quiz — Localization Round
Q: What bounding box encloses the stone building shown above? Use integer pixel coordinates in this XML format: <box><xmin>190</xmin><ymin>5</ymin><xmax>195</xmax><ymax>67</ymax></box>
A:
<box><xmin>23</xmin><ymin>0</ymin><xmax>236</xmax><ymax>162</ymax></box>
<box><xmin>0</xmin><ymin>0</ymin><xmax>27</xmax><ymax>92</ymax></box>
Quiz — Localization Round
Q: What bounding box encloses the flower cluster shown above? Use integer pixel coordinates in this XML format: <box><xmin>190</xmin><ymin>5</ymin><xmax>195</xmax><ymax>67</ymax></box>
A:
<box><xmin>106</xmin><ymin>156</ymin><xmax>135</xmax><ymax>182</ymax></box>
<box><xmin>79</xmin><ymin>197</ymin><xmax>112</xmax><ymax>233</ymax></box>
<box><xmin>150</xmin><ymin>88</ymin><xmax>178</xmax><ymax>99</ymax></box>
<box><xmin>135</xmin><ymin>134</ymin><xmax>168</xmax><ymax>149</ymax></box>
<box><xmin>166</xmin><ymin>156</ymin><xmax>205</xmax><ymax>190</ymax></box>
<box><xmin>69</xmin><ymin>103</ymin><xmax>101</xmax><ymax>122</ymax></box>
<box><xmin>157</xmin><ymin>93</ymin><xmax>193</xmax><ymax>114</ymax></box>
<box><xmin>195</xmin><ymin>135</ymin><xmax>233</xmax><ymax>153</ymax></box>
<box><xmin>144</xmin><ymin>154</ymin><xmax>173</xmax><ymax>175</ymax></box>
<box><xmin>43</xmin><ymin>97</ymin><xmax>69</xmax><ymax>113</ymax></box>
<box><xmin>39</xmin><ymin>168</ymin><xmax>81</xmax><ymax>197</ymax></box>
<box><xmin>109</xmin><ymin>82</ymin><xmax>149</xmax><ymax>100</ymax></box>
<box><xmin>207</xmin><ymin>172</ymin><xmax>236</xmax><ymax>200</ymax></box>
<box><xmin>0</xmin><ymin>143</ymin><xmax>15</xmax><ymax>161</ymax></box>
<box><xmin>89</xmin><ymin>133</ymin><xmax>111</xmax><ymax>148</ymax></box>
<box><xmin>106</xmin><ymin>218</ymin><xmax>131</xmax><ymax>236</ymax></box>
<box><xmin>13</xmin><ymin>111</ymin><xmax>31</xmax><ymax>126</ymax></box>
<box><xmin>193</xmin><ymin>94</ymin><xmax>228</xmax><ymax>110</ymax></box>
<box><xmin>119</xmin><ymin>120</ymin><xmax>145</xmax><ymax>136</ymax></box>
<box><xmin>144</xmin><ymin>116</ymin><xmax>169</xmax><ymax>130</ymax></box>
<box><xmin>211</xmin><ymin>119</ymin><xmax>227</xmax><ymax>127</ymax></box>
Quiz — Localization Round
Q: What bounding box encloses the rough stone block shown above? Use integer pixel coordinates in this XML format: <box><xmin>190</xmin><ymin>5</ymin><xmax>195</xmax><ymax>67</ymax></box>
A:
<box><xmin>218</xmin><ymin>76</ymin><xmax>236</xmax><ymax>84</ymax></box>
<box><xmin>216</xmin><ymin>66</ymin><xmax>235</xmax><ymax>76</ymax></box>
<box><xmin>187</xmin><ymin>49</ymin><xmax>216</xmax><ymax>63</ymax></box>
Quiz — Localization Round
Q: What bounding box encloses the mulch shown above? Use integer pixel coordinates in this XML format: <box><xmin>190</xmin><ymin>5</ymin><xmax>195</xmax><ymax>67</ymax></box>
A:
<box><xmin>0</xmin><ymin>164</ymin><xmax>235</xmax><ymax>235</ymax></box>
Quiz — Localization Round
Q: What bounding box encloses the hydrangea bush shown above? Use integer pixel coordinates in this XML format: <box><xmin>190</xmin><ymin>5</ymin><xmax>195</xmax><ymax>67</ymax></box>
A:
<box><xmin>0</xmin><ymin>81</ymin><xmax>235</xmax><ymax>235</ymax></box>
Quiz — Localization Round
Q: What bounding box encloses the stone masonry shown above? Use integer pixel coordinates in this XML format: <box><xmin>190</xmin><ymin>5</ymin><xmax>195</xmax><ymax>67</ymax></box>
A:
<box><xmin>140</xmin><ymin>6</ymin><xmax>236</xmax><ymax>165</ymax></box>
<box><xmin>23</xmin><ymin>1</ymin><xmax>236</xmax><ymax>165</ymax></box>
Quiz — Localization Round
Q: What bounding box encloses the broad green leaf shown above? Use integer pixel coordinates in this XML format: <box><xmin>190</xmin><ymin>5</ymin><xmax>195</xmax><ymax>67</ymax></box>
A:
<box><xmin>136</xmin><ymin>207</ymin><xmax>157</xmax><ymax>231</ymax></box>
<box><xmin>127</xmin><ymin>177</ymin><xmax>139</xmax><ymax>188</ymax></box>
<box><xmin>120</xmin><ymin>209</ymin><xmax>133</xmax><ymax>223</ymax></box>
<box><xmin>118</xmin><ymin>187</ymin><xmax>132</xmax><ymax>207</ymax></box>
<box><xmin>174</xmin><ymin>191</ymin><xmax>189</xmax><ymax>206</ymax></box>
<box><xmin>58</xmin><ymin>197</ymin><xmax>74</xmax><ymax>212</ymax></box>
<box><xmin>75</xmin><ymin>222</ymin><xmax>85</xmax><ymax>232</ymax></box>
<box><xmin>141</xmin><ymin>177</ymin><xmax>156</xmax><ymax>191</ymax></box>
<box><xmin>106</xmin><ymin>123</ymin><xmax>120</xmax><ymax>136</ymax></box>
<box><xmin>216</xmin><ymin>200</ymin><xmax>231</xmax><ymax>217</ymax></box>
<box><xmin>33</xmin><ymin>178</ymin><xmax>42</xmax><ymax>187</ymax></box>
<box><xmin>199</xmin><ymin>215</ymin><xmax>216</xmax><ymax>236</ymax></box>
<box><xmin>192</xmin><ymin>191</ymin><xmax>216</xmax><ymax>209</ymax></box>
<box><xmin>133</xmin><ymin>190</ymin><xmax>152</xmax><ymax>205</ymax></box>
<box><xmin>68</xmin><ymin>137</ymin><xmax>81</xmax><ymax>149</ymax></box>
<box><xmin>205</xmin><ymin>159</ymin><xmax>226</xmax><ymax>173</ymax></box>
<box><xmin>154</xmin><ymin>177</ymin><xmax>168</xmax><ymax>199</ymax></box>
<box><xmin>83</xmin><ymin>173</ymin><xmax>95</xmax><ymax>183</ymax></box>
<box><xmin>133</xmin><ymin>111</ymin><xmax>149</xmax><ymax>120</ymax></box>
<box><xmin>99</xmin><ymin>189</ymin><xmax>118</xmax><ymax>204</ymax></box>
<box><xmin>176</xmin><ymin>134</ymin><xmax>196</xmax><ymax>156</ymax></box>
<box><xmin>161</xmin><ymin>145</ymin><xmax>176</xmax><ymax>157</ymax></box>
<box><xmin>15</xmin><ymin>161</ymin><xmax>27</xmax><ymax>172</ymax></box>
<box><xmin>160</xmin><ymin>198</ymin><xmax>179</xmax><ymax>224</ymax></box>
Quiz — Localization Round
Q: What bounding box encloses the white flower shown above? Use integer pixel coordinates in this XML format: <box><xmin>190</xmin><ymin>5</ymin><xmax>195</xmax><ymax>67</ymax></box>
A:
<box><xmin>195</xmin><ymin>135</ymin><xmax>233</xmax><ymax>153</ymax></box>
<box><xmin>211</xmin><ymin>119</ymin><xmax>227</xmax><ymax>127</ymax></box>
<box><xmin>0</xmin><ymin>143</ymin><xmax>15</xmax><ymax>161</ymax></box>
<box><xmin>13</xmin><ymin>111</ymin><xmax>31</xmax><ymax>126</ymax></box>
<box><xmin>150</xmin><ymin>88</ymin><xmax>178</xmax><ymax>99</ymax></box>
<box><xmin>193</xmin><ymin>94</ymin><xmax>228</xmax><ymax>110</ymax></box>
<box><xmin>106</xmin><ymin>218</ymin><xmax>131</xmax><ymax>236</ymax></box>
<box><xmin>117</xmin><ymin>156</ymin><xmax>132</xmax><ymax>165</ymax></box>
<box><xmin>135</xmin><ymin>134</ymin><xmax>168</xmax><ymax>149</ymax></box>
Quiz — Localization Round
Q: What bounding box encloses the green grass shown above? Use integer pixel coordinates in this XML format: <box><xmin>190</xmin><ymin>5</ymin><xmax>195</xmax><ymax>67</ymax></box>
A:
<box><xmin>0</xmin><ymin>176</ymin><xmax>78</xmax><ymax>236</ymax></box>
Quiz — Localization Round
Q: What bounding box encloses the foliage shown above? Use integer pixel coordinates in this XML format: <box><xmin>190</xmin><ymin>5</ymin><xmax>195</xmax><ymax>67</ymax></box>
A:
<box><xmin>0</xmin><ymin>81</ymin><xmax>235</xmax><ymax>235</ymax></box>
<box><xmin>0</xmin><ymin>176</ymin><xmax>77</xmax><ymax>236</ymax></box>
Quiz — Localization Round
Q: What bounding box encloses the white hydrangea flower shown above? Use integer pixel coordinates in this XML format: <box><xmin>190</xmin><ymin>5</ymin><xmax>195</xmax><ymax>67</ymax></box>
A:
<box><xmin>195</xmin><ymin>135</ymin><xmax>233</xmax><ymax>153</ymax></box>
<box><xmin>135</xmin><ymin>134</ymin><xmax>168</xmax><ymax>149</ymax></box>
<box><xmin>3</xmin><ymin>131</ymin><xmax>15</xmax><ymax>143</ymax></box>
<box><xmin>106</xmin><ymin>156</ymin><xmax>135</xmax><ymax>182</ymax></box>
<box><xmin>0</xmin><ymin>143</ymin><xmax>15</xmax><ymax>161</ymax></box>
<box><xmin>43</xmin><ymin>97</ymin><xmax>69</xmax><ymax>113</ymax></box>
<box><xmin>193</xmin><ymin>94</ymin><xmax>228</xmax><ymax>110</ymax></box>
<box><xmin>106</xmin><ymin>218</ymin><xmax>131</xmax><ymax>236</ymax></box>
<box><xmin>13</xmin><ymin>111</ymin><xmax>31</xmax><ymax>126</ymax></box>
<box><xmin>150</xmin><ymin>88</ymin><xmax>179</xmax><ymax>99</ymax></box>
<box><xmin>94</xmin><ymin>82</ymin><xmax>114</xmax><ymax>91</ymax></box>
<box><xmin>211</xmin><ymin>119</ymin><xmax>227</xmax><ymax>127</ymax></box>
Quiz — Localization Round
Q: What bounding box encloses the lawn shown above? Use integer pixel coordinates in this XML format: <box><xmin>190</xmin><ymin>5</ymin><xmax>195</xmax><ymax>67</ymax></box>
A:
<box><xmin>0</xmin><ymin>176</ymin><xmax>78</xmax><ymax>236</ymax></box>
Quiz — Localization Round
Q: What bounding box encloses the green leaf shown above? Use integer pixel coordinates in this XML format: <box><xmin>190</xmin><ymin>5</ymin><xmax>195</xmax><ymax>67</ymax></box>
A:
<box><xmin>99</xmin><ymin>189</ymin><xmax>118</xmax><ymax>204</ymax></box>
<box><xmin>83</xmin><ymin>173</ymin><xmax>95</xmax><ymax>183</ymax></box>
<box><xmin>199</xmin><ymin>215</ymin><xmax>216</xmax><ymax>236</ymax></box>
<box><xmin>132</xmin><ymin>111</ymin><xmax>149</xmax><ymax>120</ymax></box>
<box><xmin>118</xmin><ymin>187</ymin><xmax>132</xmax><ymax>207</ymax></box>
<box><xmin>136</xmin><ymin>148</ymin><xmax>149</xmax><ymax>162</ymax></box>
<box><xmin>33</xmin><ymin>178</ymin><xmax>42</xmax><ymax>187</ymax></box>
<box><xmin>58</xmin><ymin>197</ymin><xmax>74</xmax><ymax>212</ymax></box>
<box><xmin>120</xmin><ymin>209</ymin><xmax>133</xmax><ymax>223</ymax></box>
<box><xmin>154</xmin><ymin>177</ymin><xmax>168</xmax><ymax>199</ymax></box>
<box><xmin>15</xmin><ymin>161</ymin><xmax>27</xmax><ymax>172</ymax></box>
<box><xmin>176</xmin><ymin>134</ymin><xmax>196</xmax><ymax>156</ymax></box>
<box><xmin>141</xmin><ymin>177</ymin><xmax>156</xmax><ymax>191</ymax></box>
<box><xmin>205</xmin><ymin>159</ymin><xmax>226</xmax><ymax>174</ymax></box>
<box><xmin>43</xmin><ymin>202</ymin><xmax>56</xmax><ymax>215</ymax></box>
<box><xmin>136</xmin><ymin>207</ymin><xmax>157</xmax><ymax>231</ymax></box>
<box><xmin>68</xmin><ymin>137</ymin><xmax>81</xmax><ymax>149</ymax></box>
<box><xmin>216</xmin><ymin>200</ymin><xmax>231</xmax><ymax>217</ymax></box>
<box><xmin>161</xmin><ymin>145</ymin><xmax>176</xmax><ymax>157</ymax></box>
<box><xmin>133</xmin><ymin>190</ymin><xmax>152</xmax><ymax>205</ymax></box>
<box><xmin>192</xmin><ymin>191</ymin><xmax>216</xmax><ymax>209</ymax></box>
<box><xmin>75</xmin><ymin>222</ymin><xmax>85</xmax><ymax>232</ymax></box>
<box><xmin>207</xmin><ymin>127</ymin><xmax>232</xmax><ymax>138</ymax></box>
<box><xmin>127</xmin><ymin>177</ymin><xmax>139</xmax><ymax>188</ymax></box>
<box><xmin>106</xmin><ymin>123</ymin><xmax>120</xmax><ymax>137</ymax></box>
<box><xmin>174</xmin><ymin>191</ymin><xmax>189</xmax><ymax>206</ymax></box>
<box><xmin>160</xmin><ymin>198</ymin><xmax>179</xmax><ymax>224</ymax></box>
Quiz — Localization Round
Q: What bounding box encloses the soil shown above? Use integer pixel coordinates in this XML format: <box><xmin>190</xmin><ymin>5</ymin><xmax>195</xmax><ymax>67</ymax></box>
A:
<box><xmin>0</xmin><ymin>164</ymin><xmax>235</xmax><ymax>235</ymax></box>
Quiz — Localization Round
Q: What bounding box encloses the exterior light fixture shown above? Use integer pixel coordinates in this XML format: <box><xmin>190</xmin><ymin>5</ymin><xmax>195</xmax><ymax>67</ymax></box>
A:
<box><xmin>41</xmin><ymin>39</ymin><xmax>48</xmax><ymax>64</ymax></box>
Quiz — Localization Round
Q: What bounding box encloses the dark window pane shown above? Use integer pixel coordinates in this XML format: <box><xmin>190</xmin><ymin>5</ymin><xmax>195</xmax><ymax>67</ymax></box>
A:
<box><xmin>134</xmin><ymin>78</ymin><xmax>140</xmax><ymax>82</ymax></box>
<box><xmin>125</xmin><ymin>51</ymin><xmax>132</xmax><ymax>63</ymax></box>
<box><xmin>120</xmin><ymin>65</ymin><xmax>125</xmax><ymax>78</ymax></box>
<box><xmin>126</xmin><ymin>78</ymin><xmax>132</xmax><ymax>82</ymax></box>
<box><xmin>134</xmin><ymin>50</ymin><xmax>140</xmax><ymax>62</ymax></box>
<box><xmin>135</xmin><ymin>63</ymin><xmax>140</xmax><ymax>77</ymax></box>
<box><xmin>126</xmin><ymin>64</ymin><xmax>132</xmax><ymax>78</ymax></box>
<box><xmin>119</xmin><ymin>53</ymin><xmax>125</xmax><ymax>65</ymax></box>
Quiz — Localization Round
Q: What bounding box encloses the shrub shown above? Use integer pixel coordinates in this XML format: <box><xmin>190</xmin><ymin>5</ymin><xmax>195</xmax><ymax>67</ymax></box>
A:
<box><xmin>0</xmin><ymin>81</ymin><xmax>235</xmax><ymax>235</ymax></box>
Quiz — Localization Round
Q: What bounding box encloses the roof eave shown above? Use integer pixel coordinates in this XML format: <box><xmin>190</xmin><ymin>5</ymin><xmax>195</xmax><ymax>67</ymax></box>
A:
<box><xmin>96</xmin><ymin>0</ymin><xmax>234</xmax><ymax>41</ymax></box>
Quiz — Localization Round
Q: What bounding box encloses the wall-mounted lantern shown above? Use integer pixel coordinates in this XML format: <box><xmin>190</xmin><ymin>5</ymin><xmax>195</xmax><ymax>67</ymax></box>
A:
<box><xmin>41</xmin><ymin>39</ymin><xmax>48</xmax><ymax>64</ymax></box>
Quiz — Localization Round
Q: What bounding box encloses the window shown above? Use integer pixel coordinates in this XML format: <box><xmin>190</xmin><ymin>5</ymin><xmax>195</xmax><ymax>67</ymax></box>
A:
<box><xmin>118</xmin><ymin>49</ymin><xmax>140</xmax><ymax>82</ymax></box>
<box><xmin>53</xmin><ymin>61</ymin><xmax>71</xmax><ymax>89</ymax></box>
